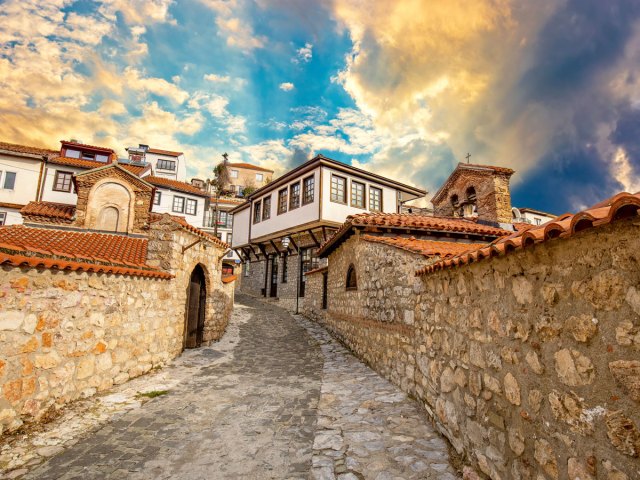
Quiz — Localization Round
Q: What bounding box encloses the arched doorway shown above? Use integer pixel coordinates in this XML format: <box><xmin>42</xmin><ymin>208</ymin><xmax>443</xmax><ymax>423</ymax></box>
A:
<box><xmin>185</xmin><ymin>265</ymin><xmax>207</xmax><ymax>348</ymax></box>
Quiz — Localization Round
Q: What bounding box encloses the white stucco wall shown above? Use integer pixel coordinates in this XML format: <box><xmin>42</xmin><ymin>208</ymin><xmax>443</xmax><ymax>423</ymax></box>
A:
<box><xmin>40</xmin><ymin>165</ymin><xmax>83</xmax><ymax>205</ymax></box>
<box><xmin>231</xmin><ymin>206</ymin><xmax>250</xmax><ymax>247</ymax></box>
<box><xmin>0</xmin><ymin>155</ymin><xmax>42</xmax><ymax>207</ymax></box>
<box><xmin>145</xmin><ymin>153</ymin><xmax>186</xmax><ymax>182</ymax></box>
<box><xmin>150</xmin><ymin>187</ymin><xmax>205</xmax><ymax>228</ymax></box>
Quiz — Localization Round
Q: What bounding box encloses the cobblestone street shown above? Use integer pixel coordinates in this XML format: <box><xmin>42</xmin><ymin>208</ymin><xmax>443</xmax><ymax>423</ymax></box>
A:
<box><xmin>3</xmin><ymin>295</ymin><xmax>458</xmax><ymax>480</ymax></box>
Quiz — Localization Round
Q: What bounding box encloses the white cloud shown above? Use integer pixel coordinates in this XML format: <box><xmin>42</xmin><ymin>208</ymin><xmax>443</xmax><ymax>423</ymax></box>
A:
<box><xmin>240</xmin><ymin>140</ymin><xmax>293</xmax><ymax>175</ymax></box>
<box><xmin>293</xmin><ymin>42</ymin><xmax>313</xmax><ymax>63</ymax></box>
<box><xmin>279</xmin><ymin>82</ymin><xmax>295</xmax><ymax>91</ymax></box>
<box><xmin>124</xmin><ymin>67</ymin><xmax>189</xmax><ymax>104</ymax></box>
<box><xmin>199</xmin><ymin>0</ymin><xmax>266</xmax><ymax>52</ymax></box>
<box><xmin>204</xmin><ymin>73</ymin><xmax>231</xmax><ymax>83</ymax></box>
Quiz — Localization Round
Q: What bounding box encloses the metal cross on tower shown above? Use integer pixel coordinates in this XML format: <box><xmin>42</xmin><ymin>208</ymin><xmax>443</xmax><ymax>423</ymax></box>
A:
<box><xmin>465</xmin><ymin>152</ymin><xmax>471</xmax><ymax>163</ymax></box>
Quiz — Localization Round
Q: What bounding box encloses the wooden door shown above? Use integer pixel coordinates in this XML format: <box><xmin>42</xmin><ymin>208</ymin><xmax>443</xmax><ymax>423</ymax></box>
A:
<box><xmin>186</xmin><ymin>265</ymin><xmax>206</xmax><ymax>348</ymax></box>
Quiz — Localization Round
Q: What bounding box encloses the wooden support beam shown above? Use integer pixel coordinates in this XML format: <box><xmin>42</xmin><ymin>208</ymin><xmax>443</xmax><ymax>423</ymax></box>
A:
<box><xmin>269</xmin><ymin>240</ymin><xmax>281</xmax><ymax>255</ymax></box>
<box><xmin>308</xmin><ymin>229</ymin><xmax>320</xmax><ymax>247</ymax></box>
<box><xmin>257</xmin><ymin>243</ymin><xmax>268</xmax><ymax>259</ymax></box>
<box><xmin>321</xmin><ymin>226</ymin><xmax>327</xmax><ymax>242</ymax></box>
<box><xmin>233</xmin><ymin>248</ymin><xmax>245</xmax><ymax>262</ymax></box>
<box><xmin>289</xmin><ymin>235</ymin><xmax>299</xmax><ymax>253</ymax></box>
<box><xmin>249</xmin><ymin>244</ymin><xmax>259</xmax><ymax>259</ymax></box>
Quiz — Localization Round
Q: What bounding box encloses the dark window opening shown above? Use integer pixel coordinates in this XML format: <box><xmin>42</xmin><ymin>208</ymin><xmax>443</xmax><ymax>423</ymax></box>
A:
<box><xmin>346</xmin><ymin>264</ymin><xmax>357</xmax><ymax>290</ymax></box>
<box><xmin>278</xmin><ymin>188</ymin><xmax>288</xmax><ymax>214</ymax></box>
<box><xmin>303</xmin><ymin>175</ymin><xmax>314</xmax><ymax>205</ymax></box>
<box><xmin>290</xmin><ymin>182</ymin><xmax>300</xmax><ymax>210</ymax></box>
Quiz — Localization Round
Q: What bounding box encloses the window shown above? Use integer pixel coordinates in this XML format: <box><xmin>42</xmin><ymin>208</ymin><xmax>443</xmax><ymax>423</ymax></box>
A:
<box><xmin>303</xmin><ymin>175</ymin><xmax>314</xmax><ymax>205</ymax></box>
<box><xmin>53</xmin><ymin>171</ymin><xmax>73</xmax><ymax>192</ymax></box>
<box><xmin>230</xmin><ymin>169</ymin><xmax>239</xmax><ymax>178</ymax></box>
<box><xmin>65</xmin><ymin>149</ymin><xmax>81</xmax><ymax>159</ymax></box>
<box><xmin>154</xmin><ymin>191</ymin><xmax>161</xmax><ymax>205</ymax></box>
<box><xmin>253</xmin><ymin>201</ymin><xmax>261</xmax><ymax>224</ymax></box>
<box><xmin>227</xmin><ymin>232</ymin><xmax>233</xmax><ymax>245</ymax></box>
<box><xmin>330</xmin><ymin>175</ymin><xmax>347</xmax><ymax>203</ymax></box>
<box><xmin>95</xmin><ymin>154</ymin><xmax>109</xmax><ymax>163</ymax></box>
<box><xmin>172</xmin><ymin>196</ymin><xmax>185</xmax><ymax>213</ymax></box>
<box><xmin>369</xmin><ymin>187</ymin><xmax>382</xmax><ymax>212</ymax></box>
<box><xmin>2</xmin><ymin>171</ymin><xmax>16</xmax><ymax>190</ymax></box>
<box><xmin>466</xmin><ymin>186</ymin><xmax>477</xmax><ymax>202</ymax></box>
<box><xmin>278</xmin><ymin>188</ymin><xmax>288</xmax><ymax>214</ymax></box>
<box><xmin>244</xmin><ymin>261</ymin><xmax>251</xmax><ymax>277</ymax></box>
<box><xmin>185</xmin><ymin>198</ymin><xmax>197</xmax><ymax>215</ymax></box>
<box><xmin>351</xmin><ymin>181</ymin><xmax>365</xmax><ymax>208</ymax></box>
<box><xmin>299</xmin><ymin>247</ymin><xmax>319</xmax><ymax>297</ymax></box>
<box><xmin>256</xmin><ymin>173</ymin><xmax>263</xmax><ymax>182</ymax></box>
<box><xmin>290</xmin><ymin>182</ymin><xmax>300</xmax><ymax>210</ymax></box>
<box><xmin>535</xmin><ymin>218</ymin><xmax>542</xmax><ymax>225</ymax></box>
<box><xmin>82</xmin><ymin>152</ymin><xmax>95</xmax><ymax>160</ymax></box>
<box><xmin>346</xmin><ymin>264</ymin><xmax>357</xmax><ymax>290</ymax></box>
<box><xmin>218</xmin><ymin>211</ymin><xmax>228</xmax><ymax>227</ymax></box>
<box><xmin>157</xmin><ymin>159</ymin><xmax>176</xmax><ymax>171</ymax></box>
<box><xmin>0</xmin><ymin>212</ymin><xmax>5</xmax><ymax>226</ymax></box>
<box><xmin>262</xmin><ymin>195</ymin><xmax>271</xmax><ymax>220</ymax></box>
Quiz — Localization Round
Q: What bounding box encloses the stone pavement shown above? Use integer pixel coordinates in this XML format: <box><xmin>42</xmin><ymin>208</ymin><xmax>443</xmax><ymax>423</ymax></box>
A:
<box><xmin>2</xmin><ymin>294</ymin><xmax>458</xmax><ymax>479</ymax></box>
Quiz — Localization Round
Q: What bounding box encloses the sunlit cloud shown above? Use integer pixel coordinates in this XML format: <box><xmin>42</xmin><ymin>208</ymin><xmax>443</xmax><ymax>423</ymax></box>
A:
<box><xmin>279</xmin><ymin>82</ymin><xmax>295</xmax><ymax>91</ymax></box>
<box><xmin>293</xmin><ymin>43</ymin><xmax>313</xmax><ymax>63</ymax></box>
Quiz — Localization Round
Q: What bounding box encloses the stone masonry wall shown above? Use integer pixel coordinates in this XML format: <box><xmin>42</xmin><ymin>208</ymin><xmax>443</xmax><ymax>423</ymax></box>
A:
<box><xmin>0</xmin><ymin>221</ymin><xmax>233</xmax><ymax>435</ymax></box>
<box><xmin>302</xmin><ymin>269</ymin><xmax>326</xmax><ymax>324</ymax></box>
<box><xmin>305</xmin><ymin>219</ymin><xmax>640</xmax><ymax>479</ymax></box>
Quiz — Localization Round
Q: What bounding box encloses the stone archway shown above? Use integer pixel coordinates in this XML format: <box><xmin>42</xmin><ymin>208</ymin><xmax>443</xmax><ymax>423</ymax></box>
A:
<box><xmin>185</xmin><ymin>264</ymin><xmax>207</xmax><ymax>348</ymax></box>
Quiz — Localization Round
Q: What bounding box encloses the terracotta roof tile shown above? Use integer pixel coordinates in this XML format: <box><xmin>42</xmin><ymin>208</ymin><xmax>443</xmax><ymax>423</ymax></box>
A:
<box><xmin>212</xmin><ymin>197</ymin><xmax>245</xmax><ymax>205</ymax></box>
<box><xmin>221</xmin><ymin>274</ymin><xmax>237</xmax><ymax>284</ymax></box>
<box><xmin>145</xmin><ymin>176</ymin><xmax>209</xmax><ymax>197</ymax></box>
<box><xmin>0</xmin><ymin>225</ymin><xmax>170</xmax><ymax>278</ymax></box>
<box><xmin>319</xmin><ymin>212</ymin><xmax>509</xmax><ymax>257</ymax></box>
<box><xmin>416</xmin><ymin>191</ymin><xmax>640</xmax><ymax>276</ymax></box>
<box><xmin>0</xmin><ymin>141</ymin><xmax>57</xmax><ymax>157</ymax></box>
<box><xmin>119</xmin><ymin>163</ymin><xmax>151</xmax><ymax>176</ymax></box>
<box><xmin>21</xmin><ymin>202</ymin><xmax>76</xmax><ymax>223</ymax></box>
<box><xmin>227</xmin><ymin>162</ymin><xmax>274</xmax><ymax>173</ymax></box>
<box><xmin>48</xmin><ymin>156</ymin><xmax>112</xmax><ymax>170</ymax></box>
<box><xmin>147</xmin><ymin>148</ymin><xmax>182</xmax><ymax>156</ymax></box>
<box><xmin>362</xmin><ymin>235</ymin><xmax>488</xmax><ymax>258</ymax></box>
<box><xmin>60</xmin><ymin>140</ymin><xmax>114</xmax><ymax>153</ymax></box>
<box><xmin>461</xmin><ymin>163</ymin><xmax>515</xmax><ymax>175</ymax></box>
<box><xmin>149</xmin><ymin>213</ymin><xmax>229</xmax><ymax>249</ymax></box>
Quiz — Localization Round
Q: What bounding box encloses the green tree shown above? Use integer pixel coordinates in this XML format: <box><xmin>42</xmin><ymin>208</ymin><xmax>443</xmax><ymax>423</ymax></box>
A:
<box><xmin>209</xmin><ymin>153</ymin><xmax>230</xmax><ymax>237</ymax></box>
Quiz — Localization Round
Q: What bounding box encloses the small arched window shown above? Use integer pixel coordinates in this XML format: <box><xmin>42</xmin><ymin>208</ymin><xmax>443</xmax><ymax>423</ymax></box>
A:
<box><xmin>466</xmin><ymin>186</ymin><xmax>476</xmax><ymax>202</ymax></box>
<box><xmin>450</xmin><ymin>194</ymin><xmax>459</xmax><ymax>207</ymax></box>
<box><xmin>346</xmin><ymin>264</ymin><xmax>357</xmax><ymax>290</ymax></box>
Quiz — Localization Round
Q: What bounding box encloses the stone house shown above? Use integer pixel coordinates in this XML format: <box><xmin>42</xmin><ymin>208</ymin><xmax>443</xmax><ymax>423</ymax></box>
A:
<box><xmin>304</xmin><ymin>161</ymin><xmax>640</xmax><ymax>479</ymax></box>
<box><xmin>0</xmin><ymin>163</ymin><xmax>235</xmax><ymax>435</ymax></box>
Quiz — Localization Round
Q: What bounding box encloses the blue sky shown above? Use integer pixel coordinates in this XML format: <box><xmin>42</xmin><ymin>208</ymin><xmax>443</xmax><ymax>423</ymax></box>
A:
<box><xmin>1</xmin><ymin>0</ymin><xmax>640</xmax><ymax>214</ymax></box>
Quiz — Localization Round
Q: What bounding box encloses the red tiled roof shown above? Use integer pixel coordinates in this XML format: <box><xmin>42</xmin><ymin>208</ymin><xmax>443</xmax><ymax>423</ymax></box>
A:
<box><xmin>318</xmin><ymin>212</ymin><xmax>509</xmax><ymax>257</ymax></box>
<box><xmin>513</xmin><ymin>222</ymin><xmax>535</xmax><ymax>233</ymax></box>
<box><xmin>305</xmin><ymin>266</ymin><xmax>328</xmax><ymax>276</ymax></box>
<box><xmin>119</xmin><ymin>163</ymin><xmax>151</xmax><ymax>176</ymax></box>
<box><xmin>145</xmin><ymin>176</ymin><xmax>209</xmax><ymax>197</ymax></box>
<box><xmin>221</xmin><ymin>274</ymin><xmax>237</xmax><ymax>284</ymax></box>
<box><xmin>149</xmin><ymin>213</ymin><xmax>229</xmax><ymax>249</ymax></box>
<box><xmin>0</xmin><ymin>141</ymin><xmax>57</xmax><ymax>157</ymax></box>
<box><xmin>21</xmin><ymin>202</ymin><xmax>76</xmax><ymax>223</ymax></box>
<box><xmin>362</xmin><ymin>235</ymin><xmax>488</xmax><ymax>258</ymax></box>
<box><xmin>60</xmin><ymin>140</ymin><xmax>114</xmax><ymax>153</ymax></box>
<box><xmin>147</xmin><ymin>148</ymin><xmax>182</xmax><ymax>156</ymax></box>
<box><xmin>48</xmin><ymin>156</ymin><xmax>112</xmax><ymax>170</ymax></box>
<box><xmin>416</xmin><ymin>191</ymin><xmax>640</xmax><ymax>276</ymax></box>
<box><xmin>212</xmin><ymin>197</ymin><xmax>245</xmax><ymax>205</ymax></box>
<box><xmin>227</xmin><ymin>162</ymin><xmax>274</xmax><ymax>173</ymax></box>
<box><xmin>462</xmin><ymin>163</ymin><xmax>515</xmax><ymax>175</ymax></box>
<box><xmin>0</xmin><ymin>202</ymin><xmax>26</xmax><ymax>210</ymax></box>
<box><xmin>0</xmin><ymin>225</ymin><xmax>170</xmax><ymax>278</ymax></box>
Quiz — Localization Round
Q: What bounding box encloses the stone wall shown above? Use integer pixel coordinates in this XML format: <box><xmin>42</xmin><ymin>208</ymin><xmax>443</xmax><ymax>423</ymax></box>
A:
<box><xmin>302</xmin><ymin>268</ymin><xmax>326</xmax><ymax>324</ymax></box>
<box><xmin>0</xmin><ymin>221</ymin><xmax>233</xmax><ymax>435</ymax></box>
<box><xmin>305</xmin><ymin>219</ymin><xmax>640</xmax><ymax>479</ymax></box>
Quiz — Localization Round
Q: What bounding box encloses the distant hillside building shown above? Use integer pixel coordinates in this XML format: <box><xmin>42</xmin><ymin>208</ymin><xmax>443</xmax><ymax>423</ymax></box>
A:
<box><xmin>225</xmin><ymin>162</ymin><xmax>274</xmax><ymax>197</ymax></box>
<box><xmin>125</xmin><ymin>144</ymin><xmax>187</xmax><ymax>182</ymax></box>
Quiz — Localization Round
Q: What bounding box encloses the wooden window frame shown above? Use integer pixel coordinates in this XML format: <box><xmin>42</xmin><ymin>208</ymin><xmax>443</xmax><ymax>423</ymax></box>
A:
<box><xmin>350</xmin><ymin>180</ymin><xmax>366</xmax><ymax>209</ymax></box>
<box><xmin>253</xmin><ymin>200</ymin><xmax>261</xmax><ymax>224</ymax></box>
<box><xmin>0</xmin><ymin>212</ymin><xmax>6</xmax><ymax>226</ymax></box>
<box><xmin>282</xmin><ymin>252</ymin><xmax>288</xmax><ymax>283</ymax></box>
<box><xmin>53</xmin><ymin>170</ymin><xmax>73</xmax><ymax>193</ymax></box>
<box><xmin>277</xmin><ymin>188</ymin><xmax>288</xmax><ymax>215</ymax></box>
<box><xmin>153</xmin><ymin>191</ymin><xmax>162</xmax><ymax>205</ymax></box>
<box><xmin>369</xmin><ymin>186</ymin><xmax>382</xmax><ymax>212</ymax></box>
<box><xmin>185</xmin><ymin>198</ymin><xmax>198</xmax><ymax>216</ymax></box>
<box><xmin>157</xmin><ymin>159</ymin><xmax>176</xmax><ymax>171</ymax></box>
<box><xmin>330</xmin><ymin>174</ymin><xmax>347</xmax><ymax>204</ymax></box>
<box><xmin>302</xmin><ymin>175</ymin><xmax>315</xmax><ymax>205</ymax></box>
<box><xmin>262</xmin><ymin>195</ymin><xmax>271</xmax><ymax>220</ymax></box>
<box><xmin>172</xmin><ymin>195</ymin><xmax>185</xmax><ymax>213</ymax></box>
<box><xmin>289</xmin><ymin>182</ymin><xmax>301</xmax><ymax>210</ymax></box>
